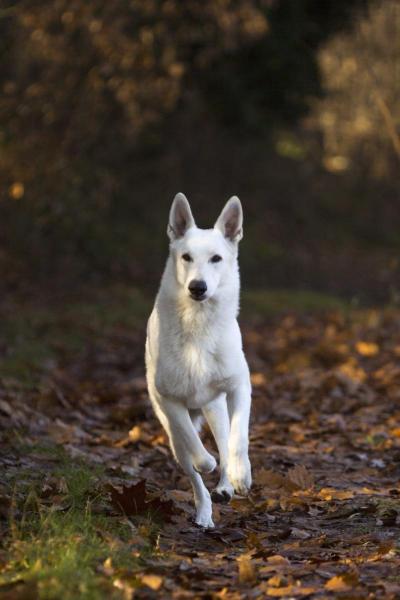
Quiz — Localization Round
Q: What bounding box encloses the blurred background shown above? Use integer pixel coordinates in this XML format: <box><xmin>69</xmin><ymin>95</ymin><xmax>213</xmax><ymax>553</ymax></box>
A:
<box><xmin>3</xmin><ymin>3</ymin><xmax>400</xmax><ymax>594</ymax></box>
<box><xmin>1</xmin><ymin>0</ymin><xmax>399</xmax><ymax>303</ymax></box>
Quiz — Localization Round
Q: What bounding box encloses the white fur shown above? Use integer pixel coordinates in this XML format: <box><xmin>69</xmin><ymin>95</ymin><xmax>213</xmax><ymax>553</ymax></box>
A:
<box><xmin>145</xmin><ymin>193</ymin><xmax>252</xmax><ymax>528</ymax></box>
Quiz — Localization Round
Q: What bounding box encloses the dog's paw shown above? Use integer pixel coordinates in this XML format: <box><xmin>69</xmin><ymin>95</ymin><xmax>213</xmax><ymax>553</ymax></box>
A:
<box><xmin>194</xmin><ymin>509</ymin><xmax>214</xmax><ymax>529</ymax></box>
<box><xmin>228</xmin><ymin>455</ymin><xmax>252</xmax><ymax>495</ymax></box>
<box><xmin>211</xmin><ymin>483</ymin><xmax>234</xmax><ymax>504</ymax></box>
<box><xmin>192</xmin><ymin>452</ymin><xmax>217</xmax><ymax>474</ymax></box>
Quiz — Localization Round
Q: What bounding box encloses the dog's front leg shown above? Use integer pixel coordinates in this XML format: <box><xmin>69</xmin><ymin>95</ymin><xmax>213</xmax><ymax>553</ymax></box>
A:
<box><xmin>227</xmin><ymin>383</ymin><xmax>252</xmax><ymax>495</ymax></box>
<box><xmin>169</xmin><ymin>438</ymin><xmax>214</xmax><ymax>528</ymax></box>
<box><xmin>161</xmin><ymin>399</ymin><xmax>216</xmax><ymax>474</ymax></box>
<box><xmin>160</xmin><ymin>399</ymin><xmax>216</xmax><ymax>527</ymax></box>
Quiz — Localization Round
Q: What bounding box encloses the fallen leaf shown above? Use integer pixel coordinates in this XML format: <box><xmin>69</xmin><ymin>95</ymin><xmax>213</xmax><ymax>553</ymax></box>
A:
<box><xmin>237</xmin><ymin>552</ymin><xmax>257</xmax><ymax>584</ymax></box>
<box><xmin>109</xmin><ymin>480</ymin><xmax>175</xmax><ymax>521</ymax></box>
<box><xmin>251</xmin><ymin>372</ymin><xmax>267</xmax><ymax>386</ymax></box>
<box><xmin>102</xmin><ymin>557</ymin><xmax>114</xmax><ymax>576</ymax></box>
<box><xmin>318</xmin><ymin>487</ymin><xmax>355</xmax><ymax>501</ymax></box>
<box><xmin>355</xmin><ymin>341</ymin><xmax>379</xmax><ymax>356</ymax></box>
<box><xmin>258</xmin><ymin>468</ymin><xmax>299</xmax><ymax>492</ymax></box>
<box><xmin>325</xmin><ymin>573</ymin><xmax>359</xmax><ymax>592</ymax></box>
<box><xmin>141</xmin><ymin>574</ymin><xmax>163</xmax><ymax>591</ymax></box>
<box><xmin>113</xmin><ymin>578</ymin><xmax>135</xmax><ymax>596</ymax></box>
<box><xmin>128</xmin><ymin>425</ymin><xmax>142</xmax><ymax>442</ymax></box>
<box><xmin>266</xmin><ymin>555</ymin><xmax>291</xmax><ymax>567</ymax></box>
<box><xmin>264</xmin><ymin>585</ymin><xmax>317</xmax><ymax>597</ymax></box>
<box><xmin>267</xmin><ymin>575</ymin><xmax>283</xmax><ymax>587</ymax></box>
<box><xmin>287</xmin><ymin>464</ymin><xmax>314</xmax><ymax>490</ymax></box>
<box><xmin>258</xmin><ymin>468</ymin><xmax>287</xmax><ymax>489</ymax></box>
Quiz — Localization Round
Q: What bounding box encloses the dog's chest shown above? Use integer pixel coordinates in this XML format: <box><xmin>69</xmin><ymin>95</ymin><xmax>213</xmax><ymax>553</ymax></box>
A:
<box><xmin>157</xmin><ymin>333</ymin><xmax>229</xmax><ymax>407</ymax></box>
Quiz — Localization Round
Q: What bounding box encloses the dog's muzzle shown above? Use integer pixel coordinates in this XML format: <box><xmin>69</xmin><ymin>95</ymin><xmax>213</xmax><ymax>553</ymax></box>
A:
<box><xmin>188</xmin><ymin>279</ymin><xmax>207</xmax><ymax>301</ymax></box>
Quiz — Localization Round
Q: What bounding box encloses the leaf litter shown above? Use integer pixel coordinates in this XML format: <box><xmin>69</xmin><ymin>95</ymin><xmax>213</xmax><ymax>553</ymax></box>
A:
<box><xmin>1</xmin><ymin>307</ymin><xmax>400</xmax><ymax>597</ymax></box>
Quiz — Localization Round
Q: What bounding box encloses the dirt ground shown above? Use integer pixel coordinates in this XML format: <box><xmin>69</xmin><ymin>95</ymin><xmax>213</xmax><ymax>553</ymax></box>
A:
<box><xmin>1</xmin><ymin>300</ymin><xmax>400</xmax><ymax>598</ymax></box>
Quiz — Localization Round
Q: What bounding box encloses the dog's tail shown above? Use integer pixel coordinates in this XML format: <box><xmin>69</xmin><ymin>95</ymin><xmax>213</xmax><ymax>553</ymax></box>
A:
<box><xmin>189</xmin><ymin>409</ymin><xmax>204</xmax><ymax>433</ymax></box>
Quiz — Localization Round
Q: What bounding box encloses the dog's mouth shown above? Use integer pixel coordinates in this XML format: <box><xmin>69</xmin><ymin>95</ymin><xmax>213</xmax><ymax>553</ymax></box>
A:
<box><xmin>189</xmin><ymin>292</ymin><xmax>207</xmax><ymax>302</ymax></box>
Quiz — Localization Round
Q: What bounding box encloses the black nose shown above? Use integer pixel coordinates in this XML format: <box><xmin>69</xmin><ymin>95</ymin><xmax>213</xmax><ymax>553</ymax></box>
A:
<box><xmin>189</xmin><ymin>279</ymin><xmax>207</xmax><ymax>298</ymax></box>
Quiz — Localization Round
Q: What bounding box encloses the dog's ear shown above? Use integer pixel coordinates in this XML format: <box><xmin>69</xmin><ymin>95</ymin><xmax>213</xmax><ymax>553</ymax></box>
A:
<box><xmin>214</xmin><ymin>196</ymin><xmax>243</xmax><ymax>242</ymax></box>
<box><xmin>167</xmin><ymin>193</ymin><xmax>196</xmax><ymax>240</ymax></box>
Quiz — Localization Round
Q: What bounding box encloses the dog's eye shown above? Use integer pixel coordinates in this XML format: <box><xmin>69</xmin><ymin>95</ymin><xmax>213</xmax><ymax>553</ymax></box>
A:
<box><xmin>210</xmin><ymin>254</ymin><xmax>222</xmax><ymax>263</ymax></box>
<box><xmin>182</xmin><ymin>253</ymin><xmax>192</xmax><ymax>262</ymax></box>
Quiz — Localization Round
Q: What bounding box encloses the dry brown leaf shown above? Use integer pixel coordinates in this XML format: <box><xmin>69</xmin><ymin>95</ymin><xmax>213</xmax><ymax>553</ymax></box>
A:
<box><xmin>287</xmin><ymin>464</ymin><xmax>314</xmax><ymax>490</ymax></box>
<box><xmin>251</xmin><ymin>372</ymin><xmax>267</xmax><ymax>386</ymax></box>
<box><xmin>265</xmin><ymin>585</ymin><xmax>317</xmax><ymax>597</ymax></box>
<box><xmin>237</xmin><ymin>553</ymin><xmax>257</xmax><ymax>584</ymax></box>
<box><xmin>267</xmin><ymin>575</ymin><xmax>283</xmax><ymax>587</ymax></box>
<box><xmin>109</xmin><ymin>480</ymin><xmax>175</xmax><ymax>521</ymax></box>
<box><xmin>245</xmin><ymin>530</ymin><xmax>269</xmax><ymax>550</ymax></box>
<box><xmin>339</xmin><ymin>361</ymin><xmax>367</xmax><ymax>383</ymax></box>
<box><xmin>166</xmin><ymin>489</ymin><xmax>193</xmax><ymax>503</ymax></box>
<box><xmin>113</xmin><ymin>578</ymin><xmax>135</xmax><ymax>596</ymax></box>
<box><xmin>318</xmin><ymin>487</ymin><xmax>355</xmax><ymax>501</ymax></box>
<box><xmin>325</xmin><ymin>573</ymin><xmax>359</xmax><ymax>592</ymax></box>
<box><xmin>258</xmin><ymin>468</ymin><xmax>287</xmax><ymax>489</ymax></box>
<box><xmin>355</xmin><ymin>341</ymin><xmax>379</xmax><ymax>356</ymax></box>
<box><xmin>141</xmin><ymin>574</ymin><xmax>163</xmax><ymax>591</ymax></box>
<box><xmin>267</xmin><ymin>555</ymin><xmax>291</xmax><ymax>566</ymax></box>
<box><xmin>102</xmin><ymin>557</ymin><xmax>114</xmax><ymax>577</ymax></box>
<box><xmin>128</xmin><ymin>425</ymin><xmax>142</xmax><ymax>442</ymax></box>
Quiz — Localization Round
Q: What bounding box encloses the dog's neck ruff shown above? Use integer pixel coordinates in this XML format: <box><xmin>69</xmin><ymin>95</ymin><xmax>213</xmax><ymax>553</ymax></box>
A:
<box><xmin>157</xmin><ymin>257</ymin><xmax>240</xmax><ymax>338</ymax></box>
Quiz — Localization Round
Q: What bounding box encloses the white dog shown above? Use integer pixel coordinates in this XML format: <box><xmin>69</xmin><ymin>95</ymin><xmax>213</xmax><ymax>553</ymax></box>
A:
<box><xmin>145</xmin><ymin>193</ymin><xmax>252</xmax><ymax>528</ymax></box>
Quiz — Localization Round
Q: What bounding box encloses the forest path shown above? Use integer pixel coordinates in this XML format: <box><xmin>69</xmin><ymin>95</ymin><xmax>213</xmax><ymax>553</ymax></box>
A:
<box><xmin>1</xmin><ymin>307</ymin><xmax>400</xmax><ymax>598</ymax></box>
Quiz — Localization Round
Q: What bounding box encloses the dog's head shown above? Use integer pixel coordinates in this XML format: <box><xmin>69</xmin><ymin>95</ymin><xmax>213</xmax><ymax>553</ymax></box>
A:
<box><xmin>167</xmin><ymin>193</ymin><xmax>243</xmax><ymax>302</ymax></box>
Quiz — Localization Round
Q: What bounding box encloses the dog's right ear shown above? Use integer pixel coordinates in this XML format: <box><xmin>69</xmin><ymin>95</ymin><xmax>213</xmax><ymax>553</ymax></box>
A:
<box><xmin>167</xmin><ymin>193</ymin><xmax>196</xmax><ymax>240</ymax></box>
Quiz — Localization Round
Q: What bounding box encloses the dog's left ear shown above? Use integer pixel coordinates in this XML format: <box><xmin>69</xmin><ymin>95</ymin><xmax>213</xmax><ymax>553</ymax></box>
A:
<box><xmin>214</xmin><ymin>196</ymin><xmax>243</xmax><ymax>242</ymax></box>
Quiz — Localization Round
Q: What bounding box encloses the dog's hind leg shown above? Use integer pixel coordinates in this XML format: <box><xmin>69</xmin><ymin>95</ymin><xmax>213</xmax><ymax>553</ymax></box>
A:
<box><xmin>202</xmin><ymin>395</ymin><xmax>234</xmax><ymax>503</ymax></box>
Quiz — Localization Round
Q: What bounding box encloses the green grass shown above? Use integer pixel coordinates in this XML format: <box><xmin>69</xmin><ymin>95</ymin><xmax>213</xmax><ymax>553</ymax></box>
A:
<box><xmin>6</xmin><ymin>512</ymin><xmax>115</xmax><ymax>599</ymax></box>
<box><xmin>0</xmin><ymin>286</ymin><xmax>151</xmax><ymax>384</ymax></box>
<box><xmin>0</xmin><ymin>446</ymin><xmax>146</xmax><ymax>599</ymax></box>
